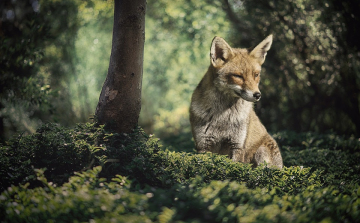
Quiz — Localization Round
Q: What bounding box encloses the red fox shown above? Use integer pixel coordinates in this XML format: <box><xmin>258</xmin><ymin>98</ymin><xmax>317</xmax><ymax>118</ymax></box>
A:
<box><xmin>190</xmin><ymin>35</ymin><xmax>283</xmax><ymax>169</ymax></box>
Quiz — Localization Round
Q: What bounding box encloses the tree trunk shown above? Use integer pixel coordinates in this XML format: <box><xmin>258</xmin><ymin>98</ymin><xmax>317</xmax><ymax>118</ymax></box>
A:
<box><xmin>95</xmin><ymin>0</ymin><xmax>146</xmax><ymax>133</ymax></box>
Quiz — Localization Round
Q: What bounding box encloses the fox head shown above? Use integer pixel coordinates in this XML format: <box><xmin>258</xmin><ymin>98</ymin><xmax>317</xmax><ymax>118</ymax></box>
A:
<box><xmin>210</xmin><ymin>35</ymin><xmax>273</xmax><ymax>102</ymax></box>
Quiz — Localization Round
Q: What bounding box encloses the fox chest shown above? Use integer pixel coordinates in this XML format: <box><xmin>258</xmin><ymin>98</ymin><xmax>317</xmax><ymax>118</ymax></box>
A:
<box><xmin>201</xmin><ymin>108</ymin><xmax>249</xmax><ymax>152</ymax></box>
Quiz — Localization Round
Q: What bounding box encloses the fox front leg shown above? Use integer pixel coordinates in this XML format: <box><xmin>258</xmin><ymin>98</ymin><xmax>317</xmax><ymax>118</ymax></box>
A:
<box><xmin>231</xmin><ymin>148</ymin><xmax>246</xmax><ymax>163</ymax></box>
<box><xmin>195</xmin><ymin>136</ymin><xmax>218</xmax><ymax>154</ymax></box>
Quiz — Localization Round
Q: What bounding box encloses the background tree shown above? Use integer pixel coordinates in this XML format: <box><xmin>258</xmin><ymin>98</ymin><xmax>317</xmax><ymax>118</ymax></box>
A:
<box><xmin>95</xmin><ymin>0</ymin><xmax>146</xmax><ymax>133</ymax></box>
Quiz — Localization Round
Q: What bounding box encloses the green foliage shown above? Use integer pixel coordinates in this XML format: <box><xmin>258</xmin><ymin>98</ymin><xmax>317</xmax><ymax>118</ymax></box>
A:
<box><xmin>2</xmin><ymin>123</ymin><xmax>324</xmax><ymax>194</ymax></box>
<box><xmin>2</xmin><ymin>123</ymin><xmax>359</xmax><ymax>193</ymax></box>
<box><xmin>0</xmin><ymin>3</ymin><xmax>51</xmax><ymax>102</ymax></box>
<box><xmin>0</xmin><ymin>0</ymin><xmax>113</xmax><ymax>140</ymax></box>
<box><xmin>1</xmin><ymin>123</ymin><xmax>360</xmax><ymax>222</ymax></box>
<box><xmin>0</xmin><ymin>0</ymin><xmax>54</xmax><ymax>141</ymax></box>
<box><xmin>1</xmin><ymin>167</ymin><xmax>151</xmax><ymax>223</ymax></box>
<box><xmin>0</xmin><ymin>123</ymin><xmax>104</xmax><ymax>191</ymax></box>
<box><xmin>147</xmin><ymin>179</ymin><xmax>360</xmax><ymax>223</ymax></box>
<box><xmin>273</xmin><ymin>131</ymin><xmax>360</xmax><ymax>193</ymax></box>
<box><xmin>1</xmin><ymin>163</ymin><xmax>359</xmax><ymax>222</ymax></box>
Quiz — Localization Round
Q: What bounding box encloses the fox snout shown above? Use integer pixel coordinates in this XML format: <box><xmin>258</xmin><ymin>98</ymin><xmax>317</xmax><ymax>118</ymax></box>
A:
<box><xmin>231</xmin><ymin>86</ymin><xmax>261</xmax><ymax>102</ymax></box>
<box><xmin>230</xmin><ymin>84</ymin><xmax>261</xmax><ymax>102</ymax></box>
<box><xmin>238</xmin><ymin>90</ymin><xmax>261</xmax><ymax>102</ymax></box>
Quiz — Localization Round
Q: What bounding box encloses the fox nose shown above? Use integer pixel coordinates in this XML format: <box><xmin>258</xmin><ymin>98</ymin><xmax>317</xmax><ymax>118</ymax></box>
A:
<box><xmin>253</xmin><ymin>92</ymin><xmax>261</xmax><ymax>100</ymax></box>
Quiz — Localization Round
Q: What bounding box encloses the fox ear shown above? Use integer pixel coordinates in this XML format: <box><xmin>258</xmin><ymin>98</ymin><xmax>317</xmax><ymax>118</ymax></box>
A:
<box><xmin>249</xmin><ymin>35</ymin><xmax>273</xmax><ymax>65</ymax></box>
<box><xmin>210</xmin><ymin>36</ymin><xmax>234</xmax><ymax>68</ymax></box>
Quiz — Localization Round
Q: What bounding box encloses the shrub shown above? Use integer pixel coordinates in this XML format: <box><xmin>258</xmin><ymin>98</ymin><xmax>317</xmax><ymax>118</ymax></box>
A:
<box><xmin>1</xmin><ymin>166</ymin><xmax>359</xmax><ymax>222</ymax></box>
<box><xmin>0</xmin><ymin>123</ymin><xmax>105</xmax><ymax>191</ymax></box>
<box><xmin>0</xmin><ymin>167</ymin><xmax>151</xmax><ymax>223</ymax></box>
<box><xmin>274</xmin><ymin>131</ymin><xmax>360</xmax><ymax>193</ymax></box>
<box><xmin>2</xmin><ymin>123</ymin><xmax>359</xmax><ymax>193</ymax></box>
<box><xmin>1</xmin><ymin>123</ymin><xmax>360</xmax><ymax>222</ymax></box>
<box><xmin>148</xmin><ymin>178</ymin><xmax>360</xmax><ymax>223</ymax></box>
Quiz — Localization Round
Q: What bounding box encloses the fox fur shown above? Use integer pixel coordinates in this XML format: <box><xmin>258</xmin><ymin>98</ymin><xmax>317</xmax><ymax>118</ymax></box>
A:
<box><xmin>190</xmin><ymin>35</ymin><xmax>283</xmax><ymax>169</ymax></box>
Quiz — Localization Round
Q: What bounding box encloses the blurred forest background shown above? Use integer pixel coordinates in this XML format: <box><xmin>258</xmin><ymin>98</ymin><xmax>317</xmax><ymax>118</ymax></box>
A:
<box><xmin>1</xmin><ymin>0</ymin><xmax>360</xmax><ymax>143</ymax></box>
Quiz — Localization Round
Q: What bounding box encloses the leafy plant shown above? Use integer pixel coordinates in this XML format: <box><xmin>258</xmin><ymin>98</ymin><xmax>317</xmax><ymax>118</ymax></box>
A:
<box><xmin>1</xmin><ymin>123</ymin><xmax>359</xmax><ymax>222</ymax></box>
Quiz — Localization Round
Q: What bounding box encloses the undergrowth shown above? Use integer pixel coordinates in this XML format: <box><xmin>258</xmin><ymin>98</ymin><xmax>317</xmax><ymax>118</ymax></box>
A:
<box><xmin>1</xmin><ymin>123</ymin><xmax>359</xmax><ymax>222</ymax></box>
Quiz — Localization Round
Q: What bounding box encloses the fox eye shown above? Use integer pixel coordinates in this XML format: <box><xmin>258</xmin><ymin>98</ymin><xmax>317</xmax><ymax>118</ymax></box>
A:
<box><xmin>233</xmin><ymin>74</ymin><xmax>244</xmax><ymax>80</ymax></box>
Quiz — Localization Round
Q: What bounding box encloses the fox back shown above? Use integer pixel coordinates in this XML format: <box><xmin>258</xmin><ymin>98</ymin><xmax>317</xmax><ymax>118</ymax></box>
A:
<box><xmin>190</xmin><ymin>35</ymin><xmax>283</xmax><ymax>169</ymax></box>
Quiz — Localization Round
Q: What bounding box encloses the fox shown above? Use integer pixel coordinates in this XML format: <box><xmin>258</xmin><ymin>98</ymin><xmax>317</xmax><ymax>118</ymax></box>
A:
<box><xmin>190</xmin><ymin>35</ymin><xmax>283</xmax><ymax>169</ymax></box>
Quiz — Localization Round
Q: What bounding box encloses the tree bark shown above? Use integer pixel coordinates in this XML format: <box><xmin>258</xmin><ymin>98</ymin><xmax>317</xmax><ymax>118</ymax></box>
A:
<box><xmin>95</xmin><ymin>0</ymin><xmax>146</xmax><ymax>133</ymax></box>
